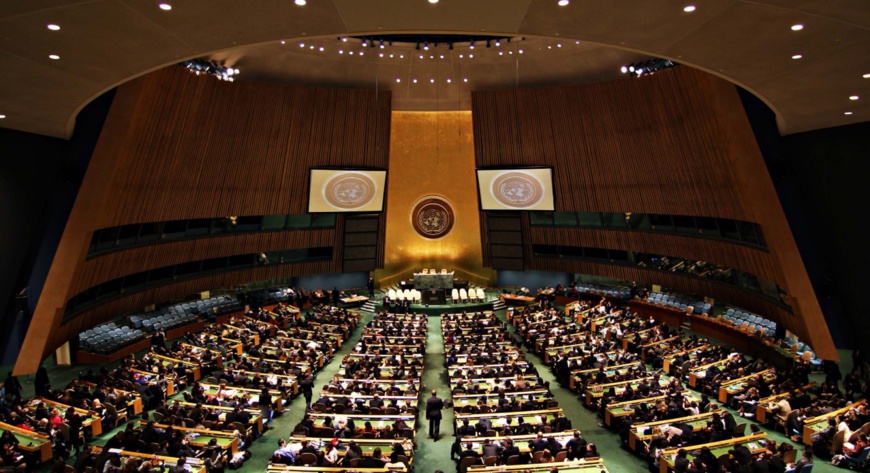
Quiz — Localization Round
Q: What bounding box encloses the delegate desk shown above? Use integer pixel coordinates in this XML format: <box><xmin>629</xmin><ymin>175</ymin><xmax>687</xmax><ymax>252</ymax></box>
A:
<box><xmin>628</xmin><ymin>410</ymin><xmax>724</xmax><ymax>452</ymax></box>
<box><xmin>755</xmin><ymin>383</ymin><xmax>817</xmax><ymax>423</ymax></box>
<box><xmin>92</xmin><ymin>448</ymin><xmax>206</xmax><ymax>473</ymax></box>
<box><xmin>0</xmin><ymin>421</ymin><xmax>52</xmax><ymax>463</ymax></box>
<box><xmin>222</xmin><ymin>369</ymin><xmax>300</xmax><ymax>395</ymax></box>
<box><xmin>308</xmin><ymin>413</ymin><xmax>416</xmax><ymax>436</ymax></box>
<box><xmin>688</xmin><ymin>355</ymin><xmax>739</xmax><ymax>388</ymax></box>
<box><xmin>468</xmin><ymin>460</ymin><xmax>608</xmax><ymax>473</ymax></box>
<box><xmin>200</xmin><ymin>383</ymin><xmax>286</xmax><ymax>412</ymax></box>
<box><xmin>659</xmin><ymin>433</ymin><xmax>767</xmax><ymax>473</ymax></box>
<box><xmin>568</xmin><ymin>361</ymin><xmax>645</xmax><ymax>391</ymax></box>
<box><xmin>339</xmin><ymin>295</ymin><xmax>369</xmax><ymax>307</ymax></box>
<box><xmin>268</xmin><ymin>467</ymin><xmax>400</xmax><ymax>473</ymax></box>
<box><xmin>460</xmin><ymin>431</ymin><xmax>574</xmax><ymax>455</ymax></box>
<box><xmin>175</xmin><ymin>401</ymin><xmax>265</xmax><ymax>434</ymax></box>
<box><xmin>453</xmin><ymin>408</ymin><xmax>564</xmax><ymax>430</ymax></box>
<box><xmin>152</xmin><ymin>353</ymin><xmax>202</xmax><ymax>381</ymax></box>
<box><xmin>142</xmin><ymin>421</ymin><xmax>239</xmax><ymax>455</ymax></box>
<box><xmin>584</xmin><ymin>377</ymin><xmax>666</xmax><ymax>408</ymax></box>
<box><xmin>662</xmin><ymin>345</ymin><xmax>712</xmax><ymax>375</ymax></box>
<box><xmin>31</xmin><ymin>397</ymin><xmax>103</xmax><ymax>436</ymax></box>
<box><xmin>453</xmin><ymin>390</ymin><xmax>553</xmax><ymax>411</ymax></box>
<box><xmin>285</xmin><ymin>436</ymin><xmax>414</xmax><ymax>460</ymax></box>
<box><xmin>452</xmin><ymin>375</ymin><xmax>544</xmax><ymax>393</ymax></box>
<box><xmin>314</xmin><ymin>394</ymin><xmax>420</xmax><ymax>412</ymax></box>
<box><xmin>413</xmin><ymin>271</ymin><xmax>453</xmax><ymax>290</ymax></box>
<box><xmin>718</xmin><ymin>368</ymin><xmax>777</xmax><ymax>404</ymax></box>
<box><xmin>689</xmin><ymin>315</ymin><xmax>798</xmax><ymax>370</ymax></box>
<box><xmin>80</xmin><ymin>381</ymin><xmax>144</xmax><ymax>415</ymax></box>
<box><xmin>604</xmin><ymin>390</ymin><xmax>701</xmax><ymax>427</ymax></box>
<box><xmin>640</xmin><ymin>335</ymin><xmax>686</xmax><ymax>361</ymax></box>
<box><xmin>131</xmin><ymin>369</ymin><xmax>176</xmax><ymax>396</ymax></box>
<box><xmin>802</xmin><ymin>400</ymin><xmax>867</xmax><ymax>446</ymax></box>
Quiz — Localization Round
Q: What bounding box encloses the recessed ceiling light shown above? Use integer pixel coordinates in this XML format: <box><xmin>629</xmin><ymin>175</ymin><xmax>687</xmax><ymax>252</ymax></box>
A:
<box><xmin>0</xmin><ymin>115</ymin><xmax>5</xmax><ymax>119</ymax></box>
<box><xmin>46</xmin><ymin>24</ymin><xmax>60</xmax><ymax>31</ymax></box>
<box><xmin>280</xmin><ymin>40</ymin><xmax>286</xmax><ymax>45</ymax></box>
<box><xmin>430</xmin><ymin>78</ymin><xmax>435</xmax><ymax>83</ymax></box>
<box><xmin>683</xmin><ymin>5</ymin><xmax>696</xmax><ymax>12</ymax></box>
<box><xmin>863</xmin><ymin>73</ymin><xmax>870</xmax><ymax>79</ymax></box>
<box><xmin>428</xmin><ymin>0</ymin><xmax>439</xmax><ymax>3</ymax></box>
<box><xmin>791</xmin><ymin>24</ymin><xmax>804</xmax><ymax>31</ymax></box>
<box><xmin>791</xmin><ymin>54</ymin><xmax>802</xmax><ymax>60</ymax></box>
<box><xmin>48</xmin><ymin>54</ymin><xmax>60</xmax><ymax>60</ymax></box>
<box><xmin>558</xmin><ymin>0</ymin><xmax>569</xmax><ymax>5</ymax></box>
<box><xmin>463</xmin><ymin>78</ymin><xmax>468</xmax><ymax>82</ymax></box>
<box><xmin>294</xmin><ymin>0</ymin><xmax>306</xmax><ymax>5</ymax></box>
<box><xmin>396</xmin><ymin>78</ymin><xmax>401</xmax><ymax>83</ymax></box>
<box><xmin>844</xmin><ymin>112</ymin><xmax>853</xmax><ymax>115</ymax></box>
<box><xmin>447</xmin><ymin>78</ymin><xmax>452</xmax><ymax>83</ymax></box>
<box><xmin>158</xmin><ymin>3</ymin><xmax>172</xmax><ymax>11</ymax></box>
<box><xmin>413</xmin><ymin>79</ymin><xmax>418</xmax><ymax>83</ymax></box>
<box><xmin>850</xmin><ymin>95</ymin><xmax>860</xmax><ymax>101</ymax></box>
<box><xmin>299</xmin><ymin>43</ymin><xmax>305</xmax><ymax>47</ymax></box>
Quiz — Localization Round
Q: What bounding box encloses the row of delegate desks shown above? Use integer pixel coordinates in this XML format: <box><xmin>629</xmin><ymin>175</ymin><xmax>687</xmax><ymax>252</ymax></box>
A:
<box><xmin>662</xmin><ymin>344</ymin><xmax>713</xmax><ymax>375</ymax></box>
<box><xmin>266</xmin><ymin>460</ymin><xmax>610</xmax><ymax>473</ymax></box>
<box><xmin>603</xmin><ymin>389</ymin><xmax>703</xmax><ymax>427</ymax></box>
<box><xmin>0</xmin><ymin>421</ymin><xmax>53</xmax><ymax>463</ymax></box>
<box><xmin>659</xmin><ymin>433</ymin><xmax>768</xmax><ymax>473</ymax></box>
<box><xmin>296</xmin><ymin>311</ymin><xmax>425</xmax><ymax>451</ymax></box>
<box><xmin>627</xmin><ymin>410</ymin><xmax>725</xmax><ymax>452</ymax></box>
<box><xmin>688</xmin><ymin>315</ymin><xmax>796</xmax><ymax>371</ymax></box>
<box><xmin>801</xmin><ymin>399</ymin><xmax>867</xmax><ymax>446</ymax></box>
<box><xmin>755</xmin><ymin>383</ymin><xmax>817</xmax><ymax>424</ymax></box>
<box><xmin>585</xmin><ymin>377</ymin><xmax>669</xmax><ymax>408</ymax></box>
<box><xmin>718</xmin><ymin>368</ymin><xmax>777</xmax><ymax>404</ymax></box>
<box><xmin>27</xmin><ymin>397</ymin><xmax>103</xmax><ymax>436</ymax></box>
<box><xmin>568</xmin><ymin>360</ymin><xmax>646</xmax><ymax>391</ymax></box>
<box><xmin>173</xmin><ymin>400</ymin><xmax>266</xmax><ymax>434</ymax></box>
<box><xmin>92</xmin><ymin>447</ymin><xmax>207</xmax><ymax>473</ymax></box>
<box><xmin>79</xmin><ymin>380</ymin><xmax>144</xmax><ymax>416</ymax></box>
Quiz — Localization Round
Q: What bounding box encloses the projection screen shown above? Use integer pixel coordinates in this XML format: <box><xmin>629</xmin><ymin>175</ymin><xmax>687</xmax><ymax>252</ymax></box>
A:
<box><xmin>308</xmin><ymin>169</ymin><xmax>387</xmax><ymax>213</ymax></box>
<box><xmin>476</xmin><ymin>167</ymin><xmax>555</xmax><ymax>211</ymax></box>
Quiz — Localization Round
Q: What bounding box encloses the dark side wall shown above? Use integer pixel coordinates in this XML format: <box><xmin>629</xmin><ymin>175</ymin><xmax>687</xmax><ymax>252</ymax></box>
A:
<box><xmin>741</xmin><ymin>89</ymin><xmax>869</xmax><ymax>350</ymax></box>
<box><xmin>0</xmin><ymin>129</ymin><xmax>66</xmax><ymax>363</ymax></box>
<box><xmin>0</xmin><ymin>91</ymin><xmax>115</xmax><ymax>364</ymax></box>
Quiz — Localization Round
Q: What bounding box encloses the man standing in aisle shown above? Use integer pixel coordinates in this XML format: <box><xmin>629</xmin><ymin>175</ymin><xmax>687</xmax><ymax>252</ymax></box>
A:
<box><xmin>426</xmin><ymin>389</ymin><xmax>444</xmax><ymax>440</ymax></box>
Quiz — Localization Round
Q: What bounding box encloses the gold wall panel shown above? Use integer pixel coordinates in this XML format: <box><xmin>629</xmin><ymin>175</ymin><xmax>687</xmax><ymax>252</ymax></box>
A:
<box><xmin>376</xmin><ymin>112</ymin><xmax>495</xmax><ymax>287</ymax></box>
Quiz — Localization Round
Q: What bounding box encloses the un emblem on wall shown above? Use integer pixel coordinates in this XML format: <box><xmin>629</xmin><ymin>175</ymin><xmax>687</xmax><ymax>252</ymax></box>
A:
<box><xmin>323</xmin><ymin>172</ymin><xmax>377</xmax><ymax>210</ymax></box>
<box><xmin>410</xmin><ymin>196</ymin><xmax>455</xmax><ymax>239</ymax></box>
<box><xmin>491</xmin><ymin>171</ymin><xmax>545</xmax><ymax>208</ymax></box>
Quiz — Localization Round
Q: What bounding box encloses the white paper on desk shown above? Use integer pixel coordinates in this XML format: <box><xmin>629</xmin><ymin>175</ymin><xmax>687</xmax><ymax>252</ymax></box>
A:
<box><xmin>637</xmin><ymin>427</ymin><xmax>645</xmax><ymax>435</ymax></box>
<box><xmin>108</xmin><ymin>449</ymin><xmax>122</xmax><ymax>454</ymax></box>
<box><xmin>748</xmin><ymin>443</ymin><xmax>759</xmax><ymax>450</ymax></box>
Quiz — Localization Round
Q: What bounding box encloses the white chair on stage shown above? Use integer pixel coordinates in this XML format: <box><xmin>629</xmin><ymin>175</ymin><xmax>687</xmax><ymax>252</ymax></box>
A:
<box><xmin>413</xmin><ymin>290</ymin><xmax>422</xmax><ymax>303</ymax></box>
<box><xmin>403</xmin><ymin>289</ymin><xmax>412</xmax><ymax>301</ymax></box>
<box><xmin>477</xmin><ymin>288</ymin><xmax>486</xmax><ymax>302</ymax></box>
<box><xmin>397</xmin><ymin>290</ymin><xmax>405</xmax><ymax>302</ymax></box>
<box><xmin>430</xmin><ymin>268</ymin><xmax>437</xmax><ymax>275</ymax></box>
<box><xmin>452</xmin><ymin>289</ymin><xmax>460</xmax><ymax>303</ymax></box>
<box><xmin>441</xmin><ymin>269</ymin><xmax>448</xmax><ymax>274</ymax></box>
<box><xmin>459</xmin><ymin>288</ymin><xmax>468</xmax><ymax>302</ymax></box>
<box><xmin>387</xmin><ymin>289</ymin><xmax>397</xmax><ymax>301</ymax></box>
<box><xmin>421</xmin><ymin>268</ymin><xmax>428</xmax><ymax>274</ymax></box>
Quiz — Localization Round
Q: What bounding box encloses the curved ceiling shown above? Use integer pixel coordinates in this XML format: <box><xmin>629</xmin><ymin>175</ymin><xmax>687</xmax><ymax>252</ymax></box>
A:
<box><xmin>0</xmin><ymin>0</ymin><xmax>867</xmax><ymax>138</ymax></box>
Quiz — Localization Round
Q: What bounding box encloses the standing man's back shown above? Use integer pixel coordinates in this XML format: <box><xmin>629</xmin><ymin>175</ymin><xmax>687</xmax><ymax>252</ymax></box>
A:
<box><xmin>426</xmin><ymin>389</ymin><xmax>445</xmax><ymax>440</ymax></box>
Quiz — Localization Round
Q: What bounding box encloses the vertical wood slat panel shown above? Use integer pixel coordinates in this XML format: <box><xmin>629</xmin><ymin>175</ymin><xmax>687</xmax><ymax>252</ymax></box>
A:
<box><xmin>101</xmin><ymin>67</ymin><xmax>391</xmax><ymax>226</ymax></box>
<box><xmin>471</xmin><ymin>66</ymin><xmax>834</xmax><ymax>357</ymax></box>
<box><xmin>472</xmin><ymin>67</ymin><xmax>747</xmax><ymax>220</ymax></box>
<box><xmin>37</xmin><ymin>66</ymin><xmax>392</xmax><ymax>364</ymax></box>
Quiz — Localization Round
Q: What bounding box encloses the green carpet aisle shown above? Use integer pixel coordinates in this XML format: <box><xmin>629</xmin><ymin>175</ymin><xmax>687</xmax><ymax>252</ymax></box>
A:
<box><xmin>407</xmin><ymin>312</ymin><xmax>457</xmax><ymax>473</ymax></box>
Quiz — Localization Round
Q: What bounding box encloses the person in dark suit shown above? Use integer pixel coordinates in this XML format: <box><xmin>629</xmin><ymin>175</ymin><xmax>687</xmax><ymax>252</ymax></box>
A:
<box><xmin>459</xmin><ymin>442</ymin><xmax>481</xmax><ymax>460</ymax></box>
<box><xmin>674</xmin><ymin>449</ymin><xmax>691</xmax><ymax>473</ymax></box>
<box><xmin>426</xmin><ymin>389</ymin><xmax>444</xmax><ymax>440</ymax></box>
<box><xmin>501</xmin><ymin>439</ymin><xmax>520</xmax><ymax>464</ymax></box>
<box><xmin>299</xmin><ymin>374</ymin><xmax>313</xmax><ymax>409</ymax></box>
<box><xmin>529</xmin><ymin>432</ymin><xmax>549</xmax><ymax>452</ymax></box>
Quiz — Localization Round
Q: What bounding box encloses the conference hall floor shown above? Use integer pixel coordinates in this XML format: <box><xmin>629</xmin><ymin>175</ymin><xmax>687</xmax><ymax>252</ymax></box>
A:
<box><xmin>2</xmin><ymin>300</ymin><xmax>853</xmax><ymax>473</ymax></box>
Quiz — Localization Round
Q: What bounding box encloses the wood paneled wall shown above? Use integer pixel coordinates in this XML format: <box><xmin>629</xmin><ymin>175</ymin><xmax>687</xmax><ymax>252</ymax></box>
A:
<box><xmin>472</xmin><ymin>67</ymin><xmax>835</xmax><ymax>359</ymax></box>
<box><xmin>74</xmin><ymin>228</ymin><xmax>341</xmax><ymax>293</ymax></box>
<box><xmin>16</xmin><ymin>67</ymin><xmax>390</xmax><ymax>374</ymax></box>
